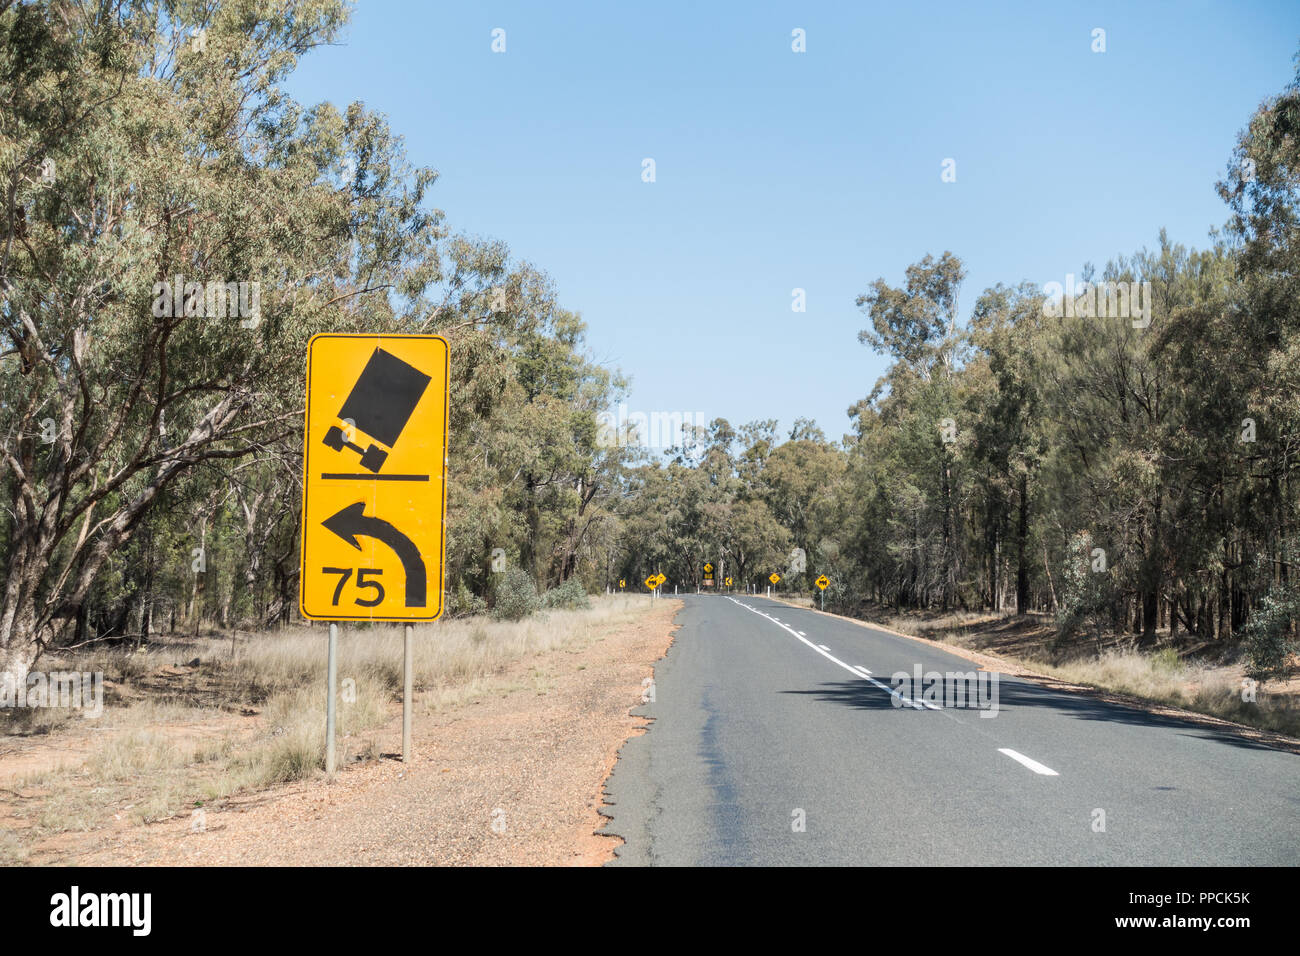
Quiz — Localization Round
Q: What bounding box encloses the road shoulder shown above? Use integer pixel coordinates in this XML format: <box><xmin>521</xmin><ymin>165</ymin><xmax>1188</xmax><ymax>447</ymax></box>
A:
<box><xmin>53</xmin><ymin>598</ymin><xmax>682</xmax><ymax>866</ymax></box>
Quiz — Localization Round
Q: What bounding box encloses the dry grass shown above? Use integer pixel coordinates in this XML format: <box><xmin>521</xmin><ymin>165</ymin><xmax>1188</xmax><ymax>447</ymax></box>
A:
<box><xmin>1039</xmin><ymin>648</ymin><xmax>1300</xmax><ymax>736</ymax></box>
<box><xmin>226</xmin><ymin>595</ymin><xmax>644</xmax><ymax>699</ymax></box>
<box><xmin>0</xmin><ymin>595</ymin><xmax>653</xmax><ymax>857</ymax></box>
<box><xmin>0</xmin><ymin>829</ymin><xmax>27</xmax><ymax>865</ymax></box>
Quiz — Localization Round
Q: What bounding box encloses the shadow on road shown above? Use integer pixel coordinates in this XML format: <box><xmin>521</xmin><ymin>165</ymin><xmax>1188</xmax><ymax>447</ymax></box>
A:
<box><xmin>781</xmin><ymin>677</ymin><xmax>1292</xmax><ymax>754</ymax></box>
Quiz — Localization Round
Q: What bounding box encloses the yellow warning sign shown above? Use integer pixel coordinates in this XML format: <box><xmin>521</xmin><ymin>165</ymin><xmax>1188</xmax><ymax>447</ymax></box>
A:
<box><xmin>816</xmin><ymin>575</ymin><xmax>830</xmax><ymax>590</ymax></box>
<box><xmin>299</xmin><ymin>334</ymin><xmax>448</xmax><ymax>622</ymax></box>
<box><xmin>769</xmin><ymin>572</ymin><xmax>780</xmax><ymax>584</ymax></box>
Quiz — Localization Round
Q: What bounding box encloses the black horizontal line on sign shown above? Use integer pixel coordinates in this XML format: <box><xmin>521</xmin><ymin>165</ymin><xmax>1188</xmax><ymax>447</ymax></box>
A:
<box><xmin>320</xmin><ymin>473</ymin><xmax>430</xmax><ymax>481</ymax></box>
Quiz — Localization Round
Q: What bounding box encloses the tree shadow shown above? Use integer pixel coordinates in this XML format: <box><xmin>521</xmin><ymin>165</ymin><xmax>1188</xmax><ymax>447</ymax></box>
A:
<box><xmin>782</xmin><ymin>677</ymin><xmax>1297</xmax><ymax>754</ymax></box>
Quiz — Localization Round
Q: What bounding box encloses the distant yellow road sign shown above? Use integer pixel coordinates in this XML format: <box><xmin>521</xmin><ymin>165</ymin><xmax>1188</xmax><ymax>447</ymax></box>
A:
<box><xmin>816</xmin><ymin>575</ymin><xmax>830</xmax><ymax>590</ymax></box>
<box><xmin>724</xmin><ymin>576</ymin><xmax>732</xmax><ymax>587</ymax></box>
<box><xmin>645</xmin><ymin>575</ymin><xmax>658</xmax><ymax>589</ymax></box>
<box><xmin>703</xmin><ymin>563</ymin><xmax>713</xmax><ymax>573</ymax></box>
<box><xmin>655</xmin><ymin>573</ymin><xmax>666</xmax><ymax>586</ymax></box>
<box><xmin>300</xmin><ymin>334</ymin><xmax>448</xmax><ymax>621</ymax></box>
<box><xmin>618</xmin><ymin>579</ymin><xmax>626</xmax><ymax>589</ymax></box>
<box><xmin>769</xmin><ymin>572</ymin><xmax>780</xmax><ymax>585</ymax></box>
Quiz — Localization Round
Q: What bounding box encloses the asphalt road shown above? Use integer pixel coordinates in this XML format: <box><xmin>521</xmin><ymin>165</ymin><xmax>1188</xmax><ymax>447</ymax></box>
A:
<box><xmin>602</xmin><ymin>594</ymin><xmax>1300</xmax><ymax>865</ymax></box>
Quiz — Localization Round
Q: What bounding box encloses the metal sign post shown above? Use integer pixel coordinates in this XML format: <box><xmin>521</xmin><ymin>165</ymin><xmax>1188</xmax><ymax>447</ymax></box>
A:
<box><xmin>326</xmin><ymin>622</ymin><xmax>338</xmax><ymax>775</ymax></box>
<box><xmin>403</xmin><ymin>623</ymin><xmax>413</xmax><ymax>762</ymax></box>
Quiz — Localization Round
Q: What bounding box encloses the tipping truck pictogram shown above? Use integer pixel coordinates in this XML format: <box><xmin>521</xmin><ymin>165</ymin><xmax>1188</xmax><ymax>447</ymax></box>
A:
<box><xmin>321</xmin><ymin>347</ymin><xmax>432</xmax><ymax>474</ymax></box>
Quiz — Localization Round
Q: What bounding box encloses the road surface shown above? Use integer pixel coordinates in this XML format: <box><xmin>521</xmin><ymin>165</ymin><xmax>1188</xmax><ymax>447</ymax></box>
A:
<box><xmin>602</xmin><ymin>594</ymin><xmax>1300</xmax><ymax>865</ymax></box>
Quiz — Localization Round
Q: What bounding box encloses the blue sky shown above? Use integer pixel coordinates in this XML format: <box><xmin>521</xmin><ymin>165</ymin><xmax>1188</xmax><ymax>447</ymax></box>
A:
<box><xmin>287</xmin><ymin>0</ymin><xmax>1300</xmax><ymax>446</ymax></box>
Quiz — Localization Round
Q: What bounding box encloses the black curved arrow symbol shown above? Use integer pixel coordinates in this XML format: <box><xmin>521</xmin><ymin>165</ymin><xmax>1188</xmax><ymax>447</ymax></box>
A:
<box><xmin>321</xmin><ymin>502</ymin><xmax>426</xmax><ymax>607</ymax></box>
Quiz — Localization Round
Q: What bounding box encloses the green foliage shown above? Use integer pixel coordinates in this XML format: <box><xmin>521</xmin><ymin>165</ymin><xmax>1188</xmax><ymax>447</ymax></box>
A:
<box><xmin>1242</xmin><ymin>582</ymin><xmax>1299</xmax><ymax>679</ymax></box>
<box><xmin>542</xmin><ymin>578</ymin><xmax>590</xmax><ymax>611</ymax></box>
<box><xmin>0</xmin><ymin>1</ymin><xmax>635</xmax><ymax>669</ymax></box>
<box><xmin>1</xmin><ymin>0</ymin><xmax>403</xmax><ymax>667</ymax></box>
<box><xmin>447</xmin><ymin>581</ymin><xmax>488</xmax><ymax>620</ymax></box>
<box><xmin>1054</xmin><ymin>533</ymin><xmax>1116</xmax><ymax>645</ymax></box>
<box><xmin>492</xmin><ymin>568</ymin><xmax>539</xmax><ymax>621</ymax></box>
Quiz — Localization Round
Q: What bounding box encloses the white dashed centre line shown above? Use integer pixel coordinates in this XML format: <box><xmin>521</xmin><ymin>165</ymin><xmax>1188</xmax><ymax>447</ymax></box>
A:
<box><xmin>998</xmin><ymin>748</ymin><xmax>1059</xmax><ymax>776</ymax></box>
<box><xmin>726</xmin><ymin>597</ymin><xmax>923</xmax><ymax>710</ymax></box>
<box><xmin>724</xmin><ymin>596</ymin><xmax>1063</xmax><ymax>778</ymax></box>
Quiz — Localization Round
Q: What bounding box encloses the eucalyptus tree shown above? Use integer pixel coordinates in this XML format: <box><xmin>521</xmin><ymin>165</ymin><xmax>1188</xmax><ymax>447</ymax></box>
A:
<box><xmin>856</xmin><ymin>253</ymin><xmax>968</xmax><ymax>608</ymax></box>
<box><xmin>0</xmin><ymin>0</ymin><xmax>449</xmax><ymax>681</ymax></box>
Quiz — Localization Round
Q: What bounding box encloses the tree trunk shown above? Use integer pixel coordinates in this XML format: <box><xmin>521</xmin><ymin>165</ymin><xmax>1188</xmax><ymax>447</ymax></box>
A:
<box><xmin>1141</xmin><ymin>590</ymin><xmax>1158</xmax><ymax>645</ymax></box>
<box><xmin>941</xmin><ymin>463</ymin><xmax>954</xmax><ymax>611</ymax></box>
<box><xmin>0</xmin><ymin>599</ymin><xmax>40</xmax><ymax>694</ymax></box>
<box><xmin>1015</xmin><ymin>473</ymin><xmax>1029</xmax><ymax>615</ymax></box>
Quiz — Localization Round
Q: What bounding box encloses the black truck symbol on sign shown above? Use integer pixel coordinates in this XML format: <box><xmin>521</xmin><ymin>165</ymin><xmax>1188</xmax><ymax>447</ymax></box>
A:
<box><xmin>322</xmin><ymin>348</ymin><xmax>432</xmax><ymax>473</ymax></box>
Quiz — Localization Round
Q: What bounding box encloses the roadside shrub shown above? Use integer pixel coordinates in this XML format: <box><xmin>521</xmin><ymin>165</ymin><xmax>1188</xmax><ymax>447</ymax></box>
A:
<box><xmin>542</xmin><ymin>578</ymin><xmax>590</xmax><ymax>610</ymax></box>
<box><xmin>1239</xmin><ymin>543</ymin><xmax>1299</xmax><ymax>680</ymax></box>
<box><xmin>492</xmin><ymin>568</ymin><xmax>539</xmax><ymax>621</ymax></box>
<box><xmin>447</xmin><ymin>581</ymin><xmax>488</xmax><ymax>619</ymax></box>
<box><xmin>1242</xmin><ymin>585</ymin><xmax>1299</xmax><ymax>680</ymax></box>
<box><xmin>1054</xmin><ymin>531</ymin><xmax>1116</xmax><ymax>648</ymax></box>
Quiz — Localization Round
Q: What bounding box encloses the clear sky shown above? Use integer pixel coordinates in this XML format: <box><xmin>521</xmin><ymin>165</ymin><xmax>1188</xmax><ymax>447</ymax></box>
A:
<box><xmin>286</xmin><ymin>0</ymin><xmax>1300</xmax><ymax>447</ymax></box>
